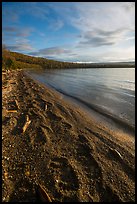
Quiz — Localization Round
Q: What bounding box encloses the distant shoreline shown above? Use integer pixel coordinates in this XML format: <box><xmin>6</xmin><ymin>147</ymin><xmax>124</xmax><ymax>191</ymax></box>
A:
<box><xmin>2</xmin><ymin>49</ymin><xmax>135</xmax><ymax>71</ymax></box>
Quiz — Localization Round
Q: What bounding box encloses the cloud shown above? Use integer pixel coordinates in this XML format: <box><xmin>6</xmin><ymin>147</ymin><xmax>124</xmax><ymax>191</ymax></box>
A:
<box><xmin>24</xmin><ymin>2</ymin><xmax>49</xmax><ymax>20</ymax></box>
<box><xmin>2</xmin><ymin>26</ymin><xmax>35</xmax><ymax>54</ymax></box>
<box><xmin>2</xmin><ymin>2</ymin><xmax>135</xmax><ymax>63</ymax></box>
<box><xmin>121</xmin><ymin>2</ymin><xmax>135</xmax><ymax>11</ymax></box>
<box><xmin>3</xmin><ymin>26</ymin><xmax>18</xmax><ymax>32</ymax></box>
<box><xmin>97</xmin><ymin>47</ymin><xmax>135</xmax><ymax>62</ymax></box>
<box><xmin>71</xmin><ymin>3</ymin><xmax>135</xmax><ymax>52</ymax></box>
<box><xmin>29</xmin><ymin>47</ymin><xmax>71</xmax><ymax>56</ymax></box>
<box><xmin>77</xmin><ymin>28</ymin><xmax>132</xmax><ymax>48</ymax></box>
<box><xmin>71</xmin><ymin>2</ymin><xmax>135</xmax><ymax>31</ymax></box>
<box><xmin>47</xmin><ymin>2</ymin><xmax>135</xmax><ymax>53</ymax></box>
<box><xmin>3</xmin><ymin>26</ymin><xmax>34</xmax><ymax>37</ymax></box>
<box><xmin>48</xmin><ymin>2</ymin><xmax>134</xmax><ymax>31</ymax></box>
<box><xmin>49</xmin><ymin>19</ymin><xmax>64</xmax><ymax>31</ymax></box>
<box><xmin>6</xmin><ymin>43</ymin><xmax>34</xmax><ymax>51</ymax></box>
<box><xmin>2</xmin><ymin>26</ymin><xmax>35</xmax><ymax>52</ymax></box>
<box><xmin>64</xmin><ymin>46</ymin><xmax>135</xmax><ymax>63</ymax></box>
<box><xmin>78</xmin><ymin>35</ymin><xmax>115</xmax><ymax>48</ymax></box>
<box><xmin>38</xmin><ymin>32</ymin><xmax>46</xmax><ymax>37</ymax></box>
<box><xmin>2</xmin><ymin>3</ymin><xmax>19</xmax><ymax>23</ymax></box>
<box><xmin>28</xmin><ymin>3</ymin><xmax>64</xmax><ymax>30</ymax></box>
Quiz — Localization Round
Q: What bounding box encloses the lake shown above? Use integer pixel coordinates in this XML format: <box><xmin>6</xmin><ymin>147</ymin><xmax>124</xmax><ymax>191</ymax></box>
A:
<box><xmin>27</xmin><ymin>68</ymin><xmax>135</xmax><ymax>133</ymax></box>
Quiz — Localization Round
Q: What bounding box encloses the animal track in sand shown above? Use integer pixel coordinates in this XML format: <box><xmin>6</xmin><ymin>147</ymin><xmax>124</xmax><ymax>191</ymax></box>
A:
<box><xmin>48</xmin><ymin>157</ymin><xmax>79</xmax><ymax>197</ymax></box>
<box><xmin>61</xmin><ymin>122</ymin><xmax>72</xmax><ymax>130</ymax></box>
<box><xmin>18</xmin><ymin>79</ymin><xmax>27</xmax><ymax>92</ymax></box>
<box><xmin>76</xmin><ymin>135</ymin><xmax>94</xmax><ymax>160</ymax></box>
<box><xmin>8</xmin><ymin>178</ymin><xmax>36</xmax><ymax>202</ymax></box>
<box><xmin>78</xmin><ymin>134</ymin><xmax>92</xmax><ymax>144</ymax></box>
<box><xmin>46</xmin><ymin>110</ymin><xmax>62</xmax><ymax>122</ymax></box>
<box><xmin>77</xmin><ymin>135</ymin><xmax>122</xmax><ymax>202</ymax></box>
<box><xmin>2</xmin><ymin>116</ymin><xmax>11</xmax><ymax>126</ymax></box>
<box><xmin>76</xmin><ymin>134</ymin><xmax>103</xmax><ymax>201</ymax></box>
<box><xmin>100</xmin><ymin>184</ymin><xmax>122</xmax><ymax>202</ymax></box>
<box><xmin>28</xmin><ymin>125</ymin><xmax>50</xmax><ymax>148</ymax></box>
<box><xmin>12</xmin><ymin>114</ymin><xmax>27</xmax><ymax>135</ymax></box>
<box><xmin>34</xmin><ymin>127</ymin><xmax>49</xmax><ymax>145</ymax></box>
<box><xmin>107</xmin><ymin>147</ymin><xmax>135</xmax><ymax>182</ymax></box>
<box><xmin>33</xmin><ymin>99</ymin><xmax>53</xmax><ymax>112</ymax></box>
<box><xmin>56</xmin><ymin>103</ymin><xmax>73</xmax><ymax>119</ymax></box>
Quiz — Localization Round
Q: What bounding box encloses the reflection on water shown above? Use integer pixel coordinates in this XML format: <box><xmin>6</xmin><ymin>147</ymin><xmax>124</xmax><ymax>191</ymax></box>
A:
<box><xmin>27</xmin><ymin>68</ymin><xmax>135</xmax><ymax>129</ymax></box>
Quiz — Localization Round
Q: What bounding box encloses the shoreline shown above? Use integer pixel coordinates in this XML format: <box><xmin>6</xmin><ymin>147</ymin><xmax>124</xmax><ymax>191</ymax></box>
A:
<box><xmin>26</xmin><ymin>69</ymin><xmax>135</xmax><ymax>138</ymax></box>
<box><xmin>2</xmin><ymin>69</ymin><xmax>135</xmax><ymax>202</ymax></box>
<box><xmin>27</xmin><ymin>71</ymin><xmax>135</xmax><ymax>147</ymax></box>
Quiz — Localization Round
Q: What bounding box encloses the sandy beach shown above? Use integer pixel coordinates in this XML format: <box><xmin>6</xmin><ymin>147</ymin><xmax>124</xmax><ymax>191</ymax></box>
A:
<box><xmin>2</xmin><ymin>69</ymin><xmax>135</xmax><ymax>202</ymax></box>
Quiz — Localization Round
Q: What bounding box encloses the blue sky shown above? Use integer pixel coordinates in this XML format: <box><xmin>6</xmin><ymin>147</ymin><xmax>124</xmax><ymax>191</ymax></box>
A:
<box><xmin>2</xmin><ymin>2</ymin><xmax>135</xmax><ymax>62</ymax></box>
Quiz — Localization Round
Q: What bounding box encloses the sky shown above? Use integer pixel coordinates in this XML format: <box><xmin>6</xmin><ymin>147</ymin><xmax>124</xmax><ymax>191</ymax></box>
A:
<box><xmin>2</xmin><ymin>2</ymin><xmax>135</xmax><ymax>63</ymax></box>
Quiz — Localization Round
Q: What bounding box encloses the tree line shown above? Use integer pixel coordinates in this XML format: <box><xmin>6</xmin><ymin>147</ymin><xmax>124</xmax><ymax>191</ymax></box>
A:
<box><xmin>2</xmin><ymin>47</ymin><xmax>135</xmax><ymax>71</ymax></box>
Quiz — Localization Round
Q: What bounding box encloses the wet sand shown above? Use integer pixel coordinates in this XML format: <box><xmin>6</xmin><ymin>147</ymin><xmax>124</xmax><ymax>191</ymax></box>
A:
<box><xmin>2</xmin><ymin>70</ymin><xmax>135</xmax><ymax>202</ymax></box>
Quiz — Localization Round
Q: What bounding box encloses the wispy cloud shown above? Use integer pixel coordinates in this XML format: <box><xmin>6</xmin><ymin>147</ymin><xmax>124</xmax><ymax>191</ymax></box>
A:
<box><xmin>3</xmin><ymin>26</ymin><xmax>18</xmax><ymax>32</ymax></box>
<box><xmin>77</xmin><ymin>28</ymin><xmax>132</xmax><ymax>48</ymax></box>
<box><xmin>3</xmin><ymin>25</ymin><xmax>35</xmax><ymax>52</ymax></box>
<box><xmin>2</xmin><ymin>4</ymin><xmax>19</xmax><ymax>23</ymax></box>
<box><xmin>24</xmin><ymin>2</ymin><xmax>49</xmax><ymax>20</ymax></box>
<box><xmin>3</xmin><ymin>26</ymin><xmax>34</xmax><ymax>37</ymax></box>
<box><xmin>97</xmin><ymin>47</ymin><xmax>135</xmax><ymax>62</ymax></box>
<box><xmin>50</xmin><ymin>2</ymin><xmax>135</xmax><ymax>39</ymax></box>
<box><xmin>47</xmin><ymin>2</ymin><xmax>135</xmax><ymax>61</ymax></box>
<box><xmin>79</xmin><ymin>37</ymin><xmax>114</xmax><ymax>47</ymax></box>
<box><xmin>6</xmin><ymin>43</ymin><xmax>34</xmax><ymax>51</ymax></box>
<box><xmin>70</xmin><ymin>2</ymin><xmax>135</xmax><ymax>32</ymax></box>
<box><xmin>2</xmin><ymin>2</ymin><xmax>135</xmax><ymax>62</ymax></box>
<box><xmin>29</xmin><ymin>46</ymin><xmax>71</xmax><ymax>56</ymax></box>
<box><xmin>48</xmin><ymin>19</ymin><xmax>64</xmax><ymax>31</ymax></box>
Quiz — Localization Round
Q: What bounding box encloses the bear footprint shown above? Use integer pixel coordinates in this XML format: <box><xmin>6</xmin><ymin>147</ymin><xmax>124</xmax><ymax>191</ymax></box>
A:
<box><xmin>49</xmin><ymin>157</ymin><xmax>79</xmax><ymax>196</ymax></box>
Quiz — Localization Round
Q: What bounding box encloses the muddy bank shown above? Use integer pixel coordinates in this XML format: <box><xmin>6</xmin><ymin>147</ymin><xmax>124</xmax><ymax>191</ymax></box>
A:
<box><xmin>2</xmin><ymin>70</ymin><xmax>135</xmax><ymax>202</ymax></box>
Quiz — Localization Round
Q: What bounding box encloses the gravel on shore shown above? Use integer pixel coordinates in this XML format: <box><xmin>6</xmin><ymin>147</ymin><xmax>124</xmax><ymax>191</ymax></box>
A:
<box><xmin>2</xmin><ymin>69</ymin><xmax>135</xmax><ymax>202</ymax></box>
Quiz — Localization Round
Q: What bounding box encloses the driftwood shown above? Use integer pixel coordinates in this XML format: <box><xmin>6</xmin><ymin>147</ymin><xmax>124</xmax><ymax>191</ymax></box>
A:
<box><xmin>4</xmin><ymin>172</ymin><xmax>8</xmax><ymax>180</ymax></box>
<box><xmin>45</xmin><ymin>104</ymin><xmax>48</xmax><ymax>111</ymax></box>
<box><xmin>8</xmin><ymin>79</ymin><xmax>16</xmax><ymax>84</ymax></box>
<box><xmin>108</xmin><ymin>147</ymin><xmax>123</xmax><ymax>160</ymax></box>
<box><xmin>22</xmin><ymin>115</ymin><xmax>31</xmax><ymax>133</ymax></box>
<box><xmin>6</xmin><ymin>110</ymin><xmax>17</xmax><ymax>113</ymax></box>
<box><xmin>38</xmin><ymin>183</ymin><xmax>52</xmax><ymax>202</ymax></box>
<box><xmin>15</xmin><ymin>99</ymin><xmax>19</xmax><ymax>109</ymax></box>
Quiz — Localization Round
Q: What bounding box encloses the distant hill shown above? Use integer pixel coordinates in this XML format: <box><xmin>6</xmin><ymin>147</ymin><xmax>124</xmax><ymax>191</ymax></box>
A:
<box><xmin>2</xmin><ymin>49</ymin><xmax>135</xmax><ymax>71</ymax></box>
<box><xmin>2</xmin><ymin>49</ymin><xmax>75</xmax><ymax>70</ymax></box>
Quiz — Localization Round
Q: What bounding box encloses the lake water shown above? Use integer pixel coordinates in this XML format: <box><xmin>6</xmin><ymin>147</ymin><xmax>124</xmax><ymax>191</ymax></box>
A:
<box><xmin>27</xmin><ymin>68</ymin><xmax>135</xmax><ymax>132</ymax></box>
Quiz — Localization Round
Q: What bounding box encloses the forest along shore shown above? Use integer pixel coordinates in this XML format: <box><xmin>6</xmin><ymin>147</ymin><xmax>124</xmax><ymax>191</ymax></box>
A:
<box><xmin>2</xmin><ymin>69</ymin><xmax>135</xmax><ymax>202</ymax></box>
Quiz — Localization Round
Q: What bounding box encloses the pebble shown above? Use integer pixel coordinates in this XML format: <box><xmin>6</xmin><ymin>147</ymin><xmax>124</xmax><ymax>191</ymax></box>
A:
<box><xmin>4</xmin><ymin>156</ymin><xmax>10</xmax><ymax>161</ymax></box>
<box><xmin>3</xmin><ymin>197</ymin><xmax>6</xmax><ymax>201</ymax></box>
